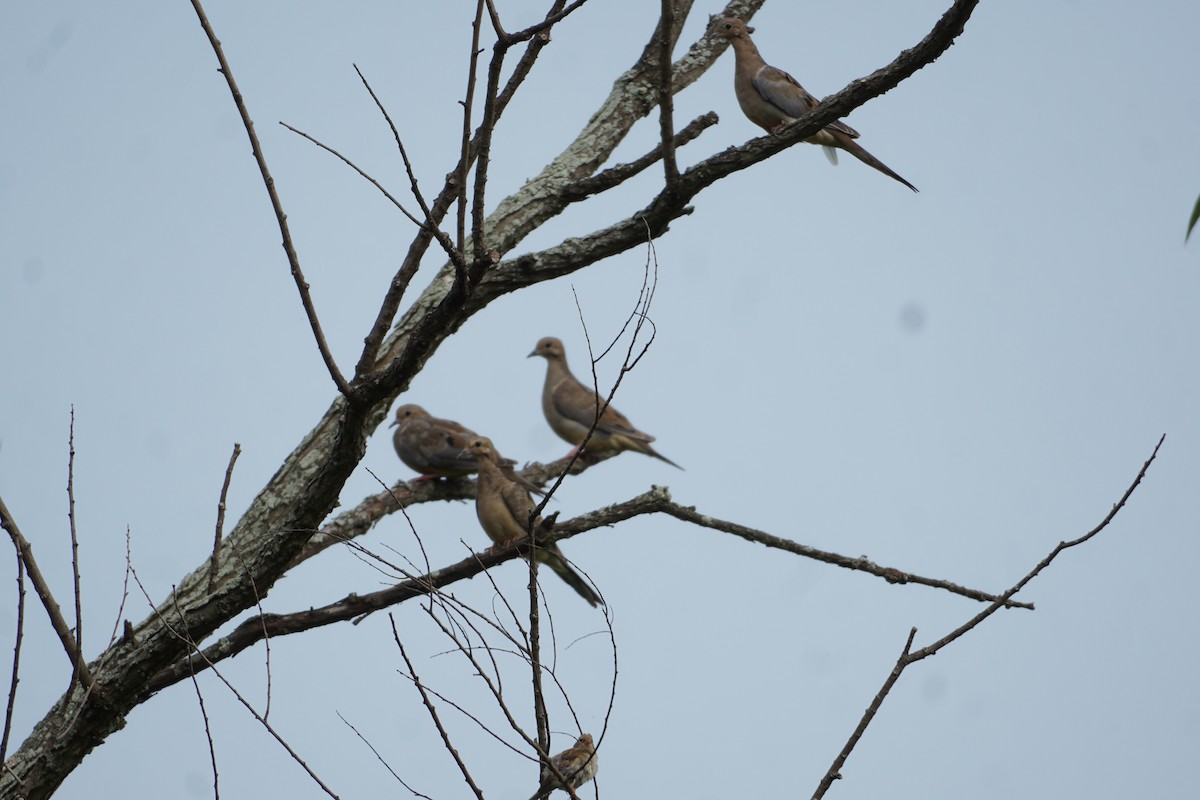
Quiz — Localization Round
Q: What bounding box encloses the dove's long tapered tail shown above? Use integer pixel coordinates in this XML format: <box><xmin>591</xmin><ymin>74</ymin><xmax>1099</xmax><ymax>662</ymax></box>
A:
<box><xmin>830</xmin><ymin>130</ymin><xmax>918</xmax><ymax>192</ymax></box>
<box><xmin>538</xmin><ymin>548</ymin><xmax>603</xmax><ymax>607</ymax></box>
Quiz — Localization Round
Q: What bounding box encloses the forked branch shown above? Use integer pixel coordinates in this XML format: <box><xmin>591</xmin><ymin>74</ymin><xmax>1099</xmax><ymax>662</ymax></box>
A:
<box><xmin>810</xmin><ymin>434</ymin><xmax>1165</xmax><ymax>799</ymax></box>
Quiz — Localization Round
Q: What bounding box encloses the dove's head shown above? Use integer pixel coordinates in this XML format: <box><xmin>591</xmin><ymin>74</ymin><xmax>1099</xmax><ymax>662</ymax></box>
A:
<box><xmin>391</xmin><ymin>403</ymin><xmax>430</xmax><ymax>428</ymax></box>
<box><xmin>528</xmin><ymin>336</ymin><xmax>567</xmax><ymax>362</ymax></box>
<box><xmin>711</xmin><ymin>17</ymin><xmax>754</xmax><ymax>41</ymax></box>
<box><xmin>466</xmin><ymin>436</ymin><xmax>499</xmax><ymax>464</ymax></box>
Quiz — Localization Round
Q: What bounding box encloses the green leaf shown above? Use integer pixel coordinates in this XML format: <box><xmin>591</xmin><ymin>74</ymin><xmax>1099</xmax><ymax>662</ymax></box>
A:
<box><xmin>1188</xmin><ymin>194</ymin><xmax>1200</xmax><ymax>243</ymax></box>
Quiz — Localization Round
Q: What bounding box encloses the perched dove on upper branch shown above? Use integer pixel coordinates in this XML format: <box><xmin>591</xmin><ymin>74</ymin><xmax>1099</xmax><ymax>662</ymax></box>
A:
<box><xmin>711</xmin><ymin>16</ymin><xmax>918</xmax><ymax>192</ymax></box>
<box><xmin>529</xmin><ymin>733</ymin><xmax>599</xmax><ymax>800</ymax></box>
<box><xmin>528</xmin><ymin>337</ymin><xmax>681</xmax><ymax>470</ymax></box>
<box><xmin>390</xmin><ymin>404</ymin><xmax>545</xmax><ymax>494</ymax></box>
<box><xmin>468</xmin><ymin>436</ymin><xmax>602</xmax><ymax>607</ymax></box>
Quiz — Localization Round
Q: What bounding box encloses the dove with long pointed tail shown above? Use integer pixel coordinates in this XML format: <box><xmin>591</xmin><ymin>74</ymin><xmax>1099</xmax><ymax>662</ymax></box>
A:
<box><xmin>469</xmin><ymin>436</ymin><xmax>602</xmax><ymax>607</ymax></box>
<box><xmin>528</xmin><ymin>337</ymin><xmax>681</xmax><ymax>469</ymax></box>
<box><xmin>711</xmin><ymin>16</ymin><xmax>917</xmax><ymax>192</ymax></box>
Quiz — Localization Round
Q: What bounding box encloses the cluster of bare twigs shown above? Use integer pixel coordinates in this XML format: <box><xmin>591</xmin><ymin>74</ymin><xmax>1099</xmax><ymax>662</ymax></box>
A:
<box><xmin>0</xmin><ymin>1</ymin><xmax>1167</xmax><ymax>799</ymax></box>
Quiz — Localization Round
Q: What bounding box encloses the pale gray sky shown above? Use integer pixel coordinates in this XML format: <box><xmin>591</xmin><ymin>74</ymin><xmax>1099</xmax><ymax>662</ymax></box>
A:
<box><xmin>2</xmin><ymin>1</ymin><xmax>1199</xmax><ymax>798</ymax></box>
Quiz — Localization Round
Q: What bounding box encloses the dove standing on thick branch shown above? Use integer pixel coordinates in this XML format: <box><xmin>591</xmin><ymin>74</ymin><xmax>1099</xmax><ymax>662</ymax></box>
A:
<box><xmin>468</xmin><ymin>436</ymin><xmax>602</xmax><ymax>607</ymax></box>
<box><xmin>528</xmin><ymin>337</ymin><xmax>681</xmax><ymax>469</ymax></box>
<box><xmin>712</xmin><ymin>16</ymin><xmax>917</xmax><ymax>192</ymax></box>
<box><xmin>390</xmin><ymin>404</ymin><xmax>544</xmax><ymax>494</ymax></box>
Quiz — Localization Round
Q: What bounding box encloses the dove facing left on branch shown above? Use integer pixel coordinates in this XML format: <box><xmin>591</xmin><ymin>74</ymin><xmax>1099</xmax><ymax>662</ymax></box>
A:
<box><xmin>711</xmin><ymin>16</ymin><xmax>918</xmax><ymax>192</ymax></box>
<box><xmin>529</xmin><ymin>337</ymin><xmax>681</xmax><ymax>470</ymax></box>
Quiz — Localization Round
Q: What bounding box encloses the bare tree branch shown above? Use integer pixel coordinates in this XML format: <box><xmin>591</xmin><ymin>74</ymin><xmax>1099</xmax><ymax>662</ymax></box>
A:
<box><xmin>0</xmin><ymin>497</ymin><xmax>98</xmax><ymax>696</ymax></box>
<box><xmin>810</xmin><ymin>434</ymin><xmax>1165</xmax><ymax>799</ymax></box>
<box><xmin>500</xmin><ymin>0</ymin><xmax>593</xmax><ymax>45</ymax></box>
<box><xmin>561</xmin><ymin>112</ymin><xmax>718</xmax><ymax>202</ymax></box>
<box><xmin>0</xmin><ymin>3</ymin><xmax>982</xmax><ymax>795</ymax></box>
<box><xmin>652</xmin><ymin>501</ymin><xmax>1031</xmax><ymax>609</ymax></box>
<box><xmin>656</xmin><ymin>0</ymin><xmax>681</xmax><ymax>186</ymax></box>
<box><xmin>146</xmin><ymin>479</ymin><xmax>1027</xmax><ymax>697</ymax></box>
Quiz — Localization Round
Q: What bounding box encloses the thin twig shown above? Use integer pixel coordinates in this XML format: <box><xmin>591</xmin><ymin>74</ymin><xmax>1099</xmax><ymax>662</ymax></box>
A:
<box><xmin>411</xmin><ymin>584</ymin><xmax>596</xmax><ymax>800</ymax></box>
<box><xmin>350</xmin><ymin>65</ymin><xmax>466</xmax><ymax>376</ymax></box>
<box><xmin>224</xmin><ymin>541</ymin><xmax>273</xmax><ymax>721</ymax></box>
<box><xmin>390</xmin><ymin>618</ymin><xmax>486</xmax><ymax>800</ymax></box>
<box><xmin>351</xmin><ymin>66</ymin><xmax>463</xmax><ymax>265</ymax></box>
<box><xmin>187</xmin><ymin>655</ymin><xmax>221</xmax><ymax>800</ymax></box>
<box><xmin>363</xmin><ymin>466</ymin><xmax>433</xmax><ymax>579</ymax></box>
<box><xmin>337</xmin><ymin>711</ymin><xmax>434</xmax><ymax>799</ymax></box>
<box><xmin>414</xmin><ymin>547</ymin><xmax>601</xmax><ymax>757</ymax></box>
<box><xmin>421</xmin><ymin>602</ymin><xmax>541</xmax><ymax>753</ymax></box>
<box><xmin>208</xmin><ymin>442</ymin><xmax>241</xmax><ymax>592</ymax></box>
<box><xmin>0</xmin><ymin>543</ymin><xmax>26</xmax><ymax>763</ymax></box>
<box><xmin>528</xmin><ymin>530</ymin><xmax>549</xmax><ymax>759</ymax></box>
<box><xmin>66</xmin><ymin>407</ymin><xmax>84</xmax><ymax>698</ymax></box>
<box><xmin>278</xmin><ymin>121</ymin><xmax>425</xmax><ymax>229</ymax></box>
<box><xmin>457</xmin><ymin>0</ymin><xmax>487</xmax><ymax>268</ymax></box>
<box><xmin>128</xmin><ymin>565</ymin><xmax>341</xmax><ymax>798</ymax></box>
<box><xmin>188</xmin><ymin>0</ymin><xmax>351</xmax><ymax>396</ymax></box>
<box><xmin>811</xmin><ymin>628</ymin><xmax>916</xmax><ymax>799</ymax></box>
<box><xmin>95</xmin><ymin>525</ymin><xmax>134</xmax><ymax>676</ymax></box>
<box><xmin>541</xmin><ymin>229</ymin><xmax>660</xmax><ymax>509</ymax></box>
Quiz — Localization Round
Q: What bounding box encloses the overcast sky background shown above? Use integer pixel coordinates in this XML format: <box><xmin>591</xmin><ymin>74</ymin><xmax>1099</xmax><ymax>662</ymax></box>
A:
<box><xmin>2</xmin><ymin>1</ymin><xmax>1199</xmax><ymax>797</ymax></box>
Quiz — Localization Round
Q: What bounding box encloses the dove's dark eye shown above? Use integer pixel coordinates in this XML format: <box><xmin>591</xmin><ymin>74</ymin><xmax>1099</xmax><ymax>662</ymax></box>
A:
<box><xmin>724</xmin><ymin>22</ymin><xmax>732</xmax><ymax>29</ymax></box>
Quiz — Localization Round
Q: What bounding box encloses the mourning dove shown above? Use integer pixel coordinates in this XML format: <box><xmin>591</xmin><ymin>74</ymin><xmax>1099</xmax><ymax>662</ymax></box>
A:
<box><xmin>468</xmin><ymin>436</ymin><xmax>602</xmax><ymax>607</ymax></box>
<box><xmin>711</xmin><ymin>17</ymin><xmax>917</xmax><ymax>192</ymax></box>
<box><xmin>528</xmin><ymin>337</ymin><xmax>681</xmax><ymax>470</ymax></box>
<box><xmin>390</xmin><ymin>404</ymin><xmax>545</xmax><ymax>494</ymax></box>
<box><xmin>529</xmin><ymin>734</ymin><xmax>598</xmax><ymax>800</ymax></box>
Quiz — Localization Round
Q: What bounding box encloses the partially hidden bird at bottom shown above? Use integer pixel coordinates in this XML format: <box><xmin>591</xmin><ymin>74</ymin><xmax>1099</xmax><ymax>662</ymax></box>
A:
<box><xmin>528</xmin><ymin>733</ymin><xmax>598</xmax><ymax>800</ymax></box>
<box><xmin>390</xmin><ymin>403</ymin><xmax>544</xmax><ymax>494</ymax></box>
<box><xmin>528</xmin><ymin>337</ymin><xmax>681</xmax><ymax>469</ymax></box>
<box><xmin>711</xmin><ymin>16</ymin><xmax>917</xmax><ymax>192</ymax></box>
<box><xmin>468</xmin><ymin>436</ymin><xmax>602</xmax><ymax>607</ymax></box>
